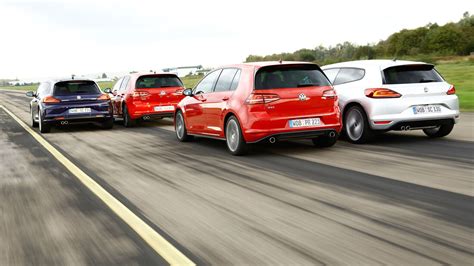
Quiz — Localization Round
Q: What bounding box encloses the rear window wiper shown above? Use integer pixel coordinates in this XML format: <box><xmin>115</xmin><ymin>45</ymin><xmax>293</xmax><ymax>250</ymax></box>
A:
<box><xmin>297</xmin><ymin>83</ymin><xmax>319</xmax><ymax>87</ymax></box>
<box><xmin>419</xmin><ymin>79</ymin><xmax>437</xmax><ymax>83</ymax></box>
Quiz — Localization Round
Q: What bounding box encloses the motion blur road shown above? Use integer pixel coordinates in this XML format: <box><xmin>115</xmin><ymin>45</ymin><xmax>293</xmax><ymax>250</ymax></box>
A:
<box><xmin>1</xmin><ymin>89</ymin><xmax>473</xmax><ymax>265</ymax></box>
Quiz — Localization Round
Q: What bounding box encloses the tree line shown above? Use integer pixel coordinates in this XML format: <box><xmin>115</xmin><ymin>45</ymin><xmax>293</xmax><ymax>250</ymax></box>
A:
<box><xmin>245</xmin><ymin>12</ymin><xmax>474</xmax><ymax>65</ymax></box>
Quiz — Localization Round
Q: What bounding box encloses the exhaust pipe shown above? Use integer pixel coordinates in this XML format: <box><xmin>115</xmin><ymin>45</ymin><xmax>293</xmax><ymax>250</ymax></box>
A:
<box><xmin>60</xmin><ymin>121</ymin><xmax>68</xmax><ymax>125</ymax></box>
<box><xmin>401</xmin><ymin>126</ymin><xmax>405</xmax><ymax>131</ymax></box>
<box><xmin>269</xmin><ymin>137</ymin><xmax>276</xmax><ymax>144</ymax></box>
<box><xmin>329</xmin><ymin>131</ymin><xmax>336</xmax><ymax>138</ymax></box>
<box><xmin>405</xmin><ymin>126</ymin><xmax>411</xmax><ymax>131</ymax></box>
<box><xmin>143</xmin><ymin>115</ymin><xmax>150</xmax><ymax>120</ymax></box>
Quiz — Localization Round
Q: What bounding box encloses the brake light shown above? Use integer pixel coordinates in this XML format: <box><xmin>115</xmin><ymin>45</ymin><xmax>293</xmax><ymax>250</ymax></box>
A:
<box><xmin>42</xmin><ymin>96</ymin><xmax>61</xmax><ymax>104</ymax></box>
<box><xmin>97</xmin><ymin>93</ymin><xmax>110</xmax><ymax>101</ymax></box>
<box><xmin>447</xmin><ymin>85</ymin><xmax>456</xmax><ymax>95</ymax></box>
<box><xmin>245</xmin><ymin>93</ymin><xmax>280</xmax><ymax>104</ymax></box>
<box><xmin>322</xmin><ymin>89</ymin><xmax>337</xmax><ymax>99</ymax></box>
<box><xmin>132</xmin><ymin>91</ymin><xmax>150</xmax><ymax>98</ymax></box>
<box><xmin>365</xmin><ymin>88</ymin><xmax>401</xmax><ymax>98</ymax></box>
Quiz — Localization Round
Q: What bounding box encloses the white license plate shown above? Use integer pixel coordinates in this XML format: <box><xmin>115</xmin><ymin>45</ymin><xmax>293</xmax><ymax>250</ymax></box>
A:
<box><xmin>154</xmin><ymin>105</ymin><xmax>174</xmax><ymax>112</ymax></box>
<box><xmin>69</xmin><ymin>108</ymin><xmax>91</xmax><ymax>114</ymax></box>
<box><xmin>289</xmin><ymin>118</ymin><xmax>321</xmax><ymax>128</ymax></box>
<box><xmin>412</xmin><ymin>105</ymin><xmax>442</xmax><ymax>115</ymax></box>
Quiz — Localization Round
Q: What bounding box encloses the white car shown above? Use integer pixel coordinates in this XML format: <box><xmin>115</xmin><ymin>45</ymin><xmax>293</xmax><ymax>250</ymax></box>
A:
<box><xmin>322</xmin><ymin>60</ymin><xmax>460</xmax><ymax>143</ymax></box>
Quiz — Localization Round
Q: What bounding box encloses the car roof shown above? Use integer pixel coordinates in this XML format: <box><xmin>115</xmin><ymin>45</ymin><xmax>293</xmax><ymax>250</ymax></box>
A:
<box><xmin>322</xmin><ymin>59</ymin><xmax>431</xmax><ymax>70</ymax></box>
<box><xmin>221</xmin><ymin>61</ymin><xmax>320</xmax><ymax>69</ymax></box>
<box><xmin>129</xmin><ymin>72</ymin><xmax>179</xmax><ymax>78</ymax></box>
<box><xmin>45</xmin><ymin>79</ymin><xmax>96</xmax><ymax>84</ymax></box>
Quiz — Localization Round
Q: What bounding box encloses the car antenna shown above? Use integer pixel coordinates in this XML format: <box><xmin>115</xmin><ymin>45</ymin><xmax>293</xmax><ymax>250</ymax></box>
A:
<box><xmin>71</xmin><ymin>74</ymin><xmax>75</xmax><ymax>80</ymax></box>
<box><xmin>392</xmin><ymin>57</ymin><xmax>397</xmax><ymax>61</ymax></box>
<box><xmin>279</xmin><ymin>58</ymin><xmax>282</xmax><ymax>64</ymax></box>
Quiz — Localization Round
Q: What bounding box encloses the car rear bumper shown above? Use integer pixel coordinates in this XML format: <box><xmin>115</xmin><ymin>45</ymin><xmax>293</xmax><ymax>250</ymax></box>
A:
<box><xmin>42</xmin><ymin>102</ymin><xmax>113</xmax><ymax>123</ymax></box>
<box><xmin>247</xmin><ymin>128</ymin><xmax>339</xmax><ymax>143</ymax></box>
<box><xmin>129</xmin><ymin>102</ymin><xmax>177</xmax><ymax>119</ymax></box>
<box><xmin>366</xmin><ymin>95</ymin><xmax>460</xmax><ymax>130</ymax></box>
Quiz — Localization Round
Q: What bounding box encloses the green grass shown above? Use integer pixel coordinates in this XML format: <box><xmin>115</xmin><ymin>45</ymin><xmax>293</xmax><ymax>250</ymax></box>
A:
<box><xmin>435</xmin><ymin>60</ymin><xmax>474</xmax><ymax>111</ymax></box>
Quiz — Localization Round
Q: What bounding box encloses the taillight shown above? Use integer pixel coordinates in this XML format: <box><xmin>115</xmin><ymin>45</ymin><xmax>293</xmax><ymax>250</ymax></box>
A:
<box><xmin>245</xmin><ymin>93</ymin><xmax>280</xmax><ymax>104</ymax></box>
<box><xmin>365</xmin><ymin>88</ymin><xmax>401</xmax><ymax>98</ymax></box>
<box><xmin>132</xmin><ymin>91</ymin><xmax>150</xmax><ymax>99</ymax></box>
<box><xmin>97</xmin><ymin>93</ymin><xmax>110</xmax><ymax>101</ymax></box>
<box><xmin>42</xmin><ymin>96</ymin><xmax>61</xmax><ymax>104</ymax></box>
<box><xmin>322</xmin><ymin>89</ymin><xmax>337</xmax><ymax>99</ymax></box>
<box><xmin>447</xmin><ymin>85</ymin><xmax>456</xmax><ymax>95</ymax></box>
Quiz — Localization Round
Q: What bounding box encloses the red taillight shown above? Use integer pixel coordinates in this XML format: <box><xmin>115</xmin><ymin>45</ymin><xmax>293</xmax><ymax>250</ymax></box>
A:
<box><xmin>132</xmin><ymin>91</ymin><xmax>150</xmax><ymax>99</ymax></box>
<box><xmin>42</xmin><ymin>96</ymin><xmax>61</xmax><ymax>104</ymax></box>
<box><xmin>365</xmin><ymin>88</ymin><xmax>401</xmax><ymax>98</ymax></box>
<box><xmin>322</xmin><ymin>89</ymin><xmax>337</xmax><ymax>99</ymax></box>
<box><xmin>97</xmin><ymin>93</ymin><xmax>110</xmax><ymax>101</ymax></box>
<box><xmin>245</xmin><ymin>93</ymin><xmax>280</xmax><ymax>104</ymax></box>
<box><xmin>447</xmin><ymin>85</ymin><xmax>456</xmax><ymax>95</ymax></box>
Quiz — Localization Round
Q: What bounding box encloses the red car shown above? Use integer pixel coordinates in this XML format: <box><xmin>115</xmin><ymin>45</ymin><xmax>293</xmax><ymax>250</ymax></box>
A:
<box><xmin>105</xmin><ymin>73</ymin><xmax>185</xmax><ymax>127</ymax></box>
<box><xmin>174</xmin><ymin>62</ymin><xmax>342</xmax><ymax>155</ymax></box>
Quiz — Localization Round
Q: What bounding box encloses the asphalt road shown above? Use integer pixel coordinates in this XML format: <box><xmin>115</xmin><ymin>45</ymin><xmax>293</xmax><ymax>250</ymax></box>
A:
<box><xmin>1</xmin><ymin>89</ymin><xmax>473</xmax><ymax>265</ymax></box>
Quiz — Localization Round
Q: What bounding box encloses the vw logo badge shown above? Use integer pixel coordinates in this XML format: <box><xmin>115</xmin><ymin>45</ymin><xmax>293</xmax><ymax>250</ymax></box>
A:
<box><xmin>424</xmin><ymin>87</ymin><xmax>429</xmax><ymax>93</ymax></box>
<box><xmin>298</xmin><ymin>93</ymin><xmax>307</xmax><ymax>101</ymax></box>
<box><xmin>77</xmin><ymin>95</ymin><xmax>81</xmax><ymax>99</ymax></box>
<box><xmin>160</xmin><ymin>90</ymin><xmax>166</xmax><ymax>96</ymax></box>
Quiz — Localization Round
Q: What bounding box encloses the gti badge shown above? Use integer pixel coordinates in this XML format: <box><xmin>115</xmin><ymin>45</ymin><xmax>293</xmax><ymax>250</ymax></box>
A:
<box><xmin>424</xmin><ymin>87</ymin><xmax>429</xmax><ymax>93</ymax></box>
<box><xmin>160</xmin><ymin>90</ymin><xmax>166</xmax><ymax>96</ymax></box>
<box><xmin>298</xmin><ymin>93</ymin><xmax>307</xmax><ymax>101</ymax></box>
<box><xmin>77</xmin><ymin>95</ymin><xmax>81</xmax><ymax>99</ymax></box>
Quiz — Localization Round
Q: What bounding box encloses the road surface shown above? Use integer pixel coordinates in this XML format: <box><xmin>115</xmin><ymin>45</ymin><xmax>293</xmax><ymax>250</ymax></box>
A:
<box><xmin>1</xmin><ymin>89</ymin><xmax>473</xmax><ymax>265</ymax></box>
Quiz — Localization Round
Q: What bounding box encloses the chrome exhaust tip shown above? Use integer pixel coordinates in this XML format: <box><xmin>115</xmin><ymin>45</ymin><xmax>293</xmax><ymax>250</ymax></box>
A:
<box><xmin>401</xmin><ymin>126</ymin><xmax>405</xmax><ymax>131</ymax></box>
<box><xmin>269</xmin><ymin>137</ymin><xmax>276</xmax><ymax>144</ymax></box>
<box><xmin>405</xmin><ymin>126</ymin><xmax>411</xmax><ymax>131</ymax></box>
<box><xmin>60</xmin><ymin>121</ymin><xmax>68</xmax><ymax>125</ymax></box>
<box><xmin>329</xmin><ymin>131</ymin><xmax>336</xmax><ymax>138</ymax></box>
<box><xmin>143</xmin><ymin>115</ymin><xmax>150</xmax><ymax>120</ymax></box>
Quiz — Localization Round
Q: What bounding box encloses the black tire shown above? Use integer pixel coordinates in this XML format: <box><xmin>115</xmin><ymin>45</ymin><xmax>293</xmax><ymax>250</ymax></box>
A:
<box><xmin>175</xmin><ymin>110</ymin><xmax>193</xmax><ymax>142</ymax></box>
<box><xmin>423</xmin><ymin>123</ymin><xmax>454</xmax><ymax>138</ymax></box>
<box><xmin>312</xmin><ymin>134</ymin><xmax>338</xmax><ymax>148</ymax></box>
<box><xmin>225</xmin><ymin>116</ymin><xmax>248</xmax><ymax>155</ymax></box>
<box><xmin>101</xmin><ymin>118</ymin><xmax>114</xmax><ymax>130</ymax></box>
<box><xmin>344</xmin><ymin>105</ymin><xmax>374</xmax><ymax>144</ymax></box>
<box><xmin>123</xmin><ymin>105</ymin><xmax>135</xmax><ymax>128</ymax></box>
<box><xmin>38</xmin><ymin>110</ymin><xmax>51</xmax><ymax>133</ymax></box>
<box><xmin>31</xmin><ymin>107</ymin><xmax>38</xmax><ymax>128</ymax></box>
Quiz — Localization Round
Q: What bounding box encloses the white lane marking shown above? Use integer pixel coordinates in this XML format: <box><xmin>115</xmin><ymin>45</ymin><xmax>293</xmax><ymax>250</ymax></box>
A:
<box><xmin>0</xmin><ymin>105</ymin><xmax>195</xmax><ymax>266</ymax></box>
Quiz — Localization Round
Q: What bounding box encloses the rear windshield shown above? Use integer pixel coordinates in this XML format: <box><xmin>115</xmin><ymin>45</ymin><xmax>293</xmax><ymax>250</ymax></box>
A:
<box><xmin>53</xmin><ymin>81</ymin><xmax>100</xmax><ymax>96</ymax></box>
<box><xmin>136</xmin><ymin>75</ymin><xmax>183</xmax><ymax>88</ymax></box>
<box><xmin>383</xmin><ymin>64</ymin><xmax>443</xmax><ymax>84</ymax></box>
<box><xmin>255</xmin><ymin>64</ymin><xmax>330</xmax><ymax>90</ymax></box>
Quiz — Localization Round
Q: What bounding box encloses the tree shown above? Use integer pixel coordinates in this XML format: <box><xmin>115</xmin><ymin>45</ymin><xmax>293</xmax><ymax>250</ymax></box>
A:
<box><xmin>102</xmin><ymin>73</ymin><xmax>108</xmax><ymax>79</ymax></box>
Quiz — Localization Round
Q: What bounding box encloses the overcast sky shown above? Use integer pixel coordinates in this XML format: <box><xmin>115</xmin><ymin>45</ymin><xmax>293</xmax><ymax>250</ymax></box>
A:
<box><xmin>0</xmin><ymin>0</ymin><xmax>472</xmax><ymax>79</ymax></box>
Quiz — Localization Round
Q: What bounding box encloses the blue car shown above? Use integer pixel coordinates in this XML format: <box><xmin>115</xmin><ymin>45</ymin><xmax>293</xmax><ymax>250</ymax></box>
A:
<box><xmin>26</xmin><ymin>79</ymin><xmax>114</xmax><ymax>133</ymax></box>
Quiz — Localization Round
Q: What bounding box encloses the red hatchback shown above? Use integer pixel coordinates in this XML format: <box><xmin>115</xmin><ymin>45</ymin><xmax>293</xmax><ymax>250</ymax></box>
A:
<box><xmin>105</xmin><ymin>73</ymin><xmax>185</xmax><ymax>127</ymax></box>
<box><xmin>175</xmin><ymin>62</ymin><xmax>342</xmax><ymax>155</ymax></box>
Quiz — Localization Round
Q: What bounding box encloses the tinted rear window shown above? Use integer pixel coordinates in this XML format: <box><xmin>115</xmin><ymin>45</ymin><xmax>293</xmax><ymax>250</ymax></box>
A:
<box><xmin>53</xmin><ymin>81</ymin><xmax>100</xmax><ymax>96</ymax></box>
<box><xmin>136</xmin><ymin>75</ymin><xmax>183</xmax><ymax>88</ymax></box>
<box><xmin>383</xmin><ymin>65</ymin><xmax>443</xmax><ymax>84</ymax></box>
<box><xmin>255</xmin><ymin>65</ymin><xmax>330</xmax><ymax>90</ymax></box>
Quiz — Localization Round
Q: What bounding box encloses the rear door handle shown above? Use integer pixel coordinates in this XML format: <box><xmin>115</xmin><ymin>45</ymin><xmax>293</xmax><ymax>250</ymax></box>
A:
<box><xmin>199</xmin><ymin>98</ymin><xmax>207</xmax><ymax>102</ymax></box>
<box><xmin>222</xmin><ymin>97</ymin><xmax>229</xmax><ymax>101</ymax></box>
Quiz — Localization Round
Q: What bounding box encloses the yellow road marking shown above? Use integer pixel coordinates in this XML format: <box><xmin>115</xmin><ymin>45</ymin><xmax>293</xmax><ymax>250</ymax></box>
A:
<box><xmin>0</xmin><ymin>105</ymin><xmax>195</xmax><ymax>266</ymax></box>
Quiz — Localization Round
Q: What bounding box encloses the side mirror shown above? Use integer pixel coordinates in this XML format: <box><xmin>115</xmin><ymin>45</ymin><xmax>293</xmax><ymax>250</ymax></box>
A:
<box><xmin>183</xmin><ymin>88</ymin><xmax>193</xmax><ymax>96</ymax></box>
<box><xmin>112</xmin><ymin>90</ymin><xmax>118</xmax><ymax>96</ymax></box>
<box><xmin>26</xmin><ymin>91</ymin><xmax>36</xmax><ymax>97</ymax></box>
<box><xmin>103</xmin><ymin>88</ymin><xmax>112</xmax><ymax>93</ymax></box>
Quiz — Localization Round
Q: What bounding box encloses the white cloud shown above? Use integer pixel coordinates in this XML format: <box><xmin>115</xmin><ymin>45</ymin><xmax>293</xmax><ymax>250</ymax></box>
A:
<box><xmin>0</xmin><ymin>0</ymin><xmax>472</xmax><ymax>79</ymax></box>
